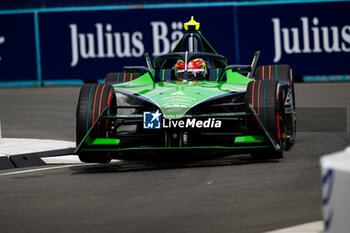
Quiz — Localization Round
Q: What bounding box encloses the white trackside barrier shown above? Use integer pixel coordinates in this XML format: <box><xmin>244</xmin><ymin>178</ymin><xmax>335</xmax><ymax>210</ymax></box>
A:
<box><xmin>320</xmin><ymin>147</ymin><xmax>350</xmax><ymax>233</ymax></box>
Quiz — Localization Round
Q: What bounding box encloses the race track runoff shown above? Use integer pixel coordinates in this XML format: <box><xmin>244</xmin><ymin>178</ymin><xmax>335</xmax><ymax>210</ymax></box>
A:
<box><xmin>0</xmin><ymin>83</ymin><xmax>349</xmax><ymax>233</ymax></box>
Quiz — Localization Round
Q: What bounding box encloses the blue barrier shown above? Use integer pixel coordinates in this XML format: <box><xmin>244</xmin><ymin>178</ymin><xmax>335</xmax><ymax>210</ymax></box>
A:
<box><xmin>236</xmin><ymin>1</ymin><xmax>350</xmax><ymax>77</ymax></box>
<box><xmin>0</xmin><ymin>0</ymin><xmax>349</xmax><ymax>86</ymax></box>
<box><xmin>0</xmin><ymin>13</ymin><xmax>38</xmax><ymax>85</ymax></box>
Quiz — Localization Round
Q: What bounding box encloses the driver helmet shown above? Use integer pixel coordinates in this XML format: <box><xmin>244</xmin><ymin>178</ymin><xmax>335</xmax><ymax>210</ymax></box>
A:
<box><xmin>175</xmin><ymin>58</ymin><xmax>207</xmax><ymax>80</ymax></box>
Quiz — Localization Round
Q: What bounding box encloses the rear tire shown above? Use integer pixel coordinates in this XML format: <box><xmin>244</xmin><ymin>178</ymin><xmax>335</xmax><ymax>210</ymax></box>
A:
<box><xmin>76</xmin><ymin>83</ymin><xmax>116</xmax><ymax>163</ymax></box>
<box><xmin>246</xmin><ymin>80</ymin><xmax>286</xmax><ymax>160</ymax></box>
<box><xmin>104</xmin><ymin>72</ymin><xmax>141</xmax><ymax>84</ymax></box>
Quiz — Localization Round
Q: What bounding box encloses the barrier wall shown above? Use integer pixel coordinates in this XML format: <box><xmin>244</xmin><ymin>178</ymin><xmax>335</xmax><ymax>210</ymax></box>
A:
<box><xmin>321</xmin><ymin>147</ymin><xmax>350</xmax><ymax>233</ymax></box>
<box><xmin>0</xmin><ymin>0</ymin><xmax>349</xmax><ymax>86</ymax></box>
<box><xmin>0</xmin><ymin>13</ymin><xmax>38</xmax><ymax>85</ymax></box>
<box><xmin>237</xmin><ymin>1</ymin><xmax>350</xmax><ymax>76</ymax></box>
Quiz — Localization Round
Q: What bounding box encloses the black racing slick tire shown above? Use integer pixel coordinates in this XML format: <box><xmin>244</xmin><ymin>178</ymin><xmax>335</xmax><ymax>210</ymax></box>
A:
<box><xmin>76</xmin><ymin>83</ymin><xmax>116</xmax><ymax>163</ymax></box>
<box><xmin>255</xmin><ymin>64</ymin><xmax>296</xmax><ymax>148</ymax></box>
<box><xmin>104</xmin><ymin>72</ymin><xmax>141</xmax><ymax>84</ymax></box>
<box><xmin>255</xmin><ymin>64</ymin><xmax>295</xmax><ymax>108</ymax></box>
<box><xmin>246</xmin><ymin>80</ymin><xmax>286</xmax><ymax>159</ymax></box>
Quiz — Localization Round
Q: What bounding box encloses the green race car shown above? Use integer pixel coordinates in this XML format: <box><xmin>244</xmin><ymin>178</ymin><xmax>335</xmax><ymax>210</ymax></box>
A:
<box><xmin>74</xmin><ymin>17</ymin><xmax>296</xmax><ymax>163</ymax></box>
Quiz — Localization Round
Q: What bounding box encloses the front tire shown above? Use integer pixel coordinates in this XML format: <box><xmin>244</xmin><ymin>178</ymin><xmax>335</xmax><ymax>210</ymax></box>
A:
<box><xmin>76</xmin><ymin>83</ymin><xmax>116</xmax><ymax>163</ymax></box>
<box><xmin>255</xmin><ymin>64</ymin><xmax>296</xmax><ymax>148</ymax></box>
<box><xmin>246</xmin><ymin>80</ymin><xmax>286</xmax><ymax>160</ymax></box>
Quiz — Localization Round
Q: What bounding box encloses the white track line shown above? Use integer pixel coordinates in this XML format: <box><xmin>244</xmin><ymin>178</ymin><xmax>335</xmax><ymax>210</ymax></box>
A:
<box><xmin>264</xmin><ymin>221</ymin><xmax>323</xmax><ymax>233</ymax></box>
<box><xmin>0</xmin><ymin>164</ymin><xmax>91</xmax><ymax>177</ymax></box>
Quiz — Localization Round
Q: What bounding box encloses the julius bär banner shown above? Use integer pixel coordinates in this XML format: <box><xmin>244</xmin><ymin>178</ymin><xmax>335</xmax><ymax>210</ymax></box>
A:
<box><xmin>38</xmin><ymin>6</ymin><xmax>236</xmax><ymax>81</ymax></box>
<box><xmin>236</xmin><ymin>1</ymin><xmax>350</xmax><ymax>76</ymax></box>
<box><xmin>1</xmin><ymin>1</ymin><xmax>349</xmax><ymax>84</ymax></box>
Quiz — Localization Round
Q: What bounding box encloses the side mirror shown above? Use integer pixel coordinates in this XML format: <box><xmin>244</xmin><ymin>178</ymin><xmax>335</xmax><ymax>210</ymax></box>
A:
<box><xmin>123</xmin><ymin>66</ymin><xmax>155</xmax><ymax>82</ymax></box>
<box><xmin>123</xmin><ymin>66</ymin><xmax>149</xmax><ymax>74</ymax></box>
<box><xmin>226</xmin><ymin>65</ymin><xmax>251</xmax><ymax>73</ymax></box>
<box><xmin>218</xmin><ymin>65</ymin><xmax>251</xmax><ymax>81</ymax></box>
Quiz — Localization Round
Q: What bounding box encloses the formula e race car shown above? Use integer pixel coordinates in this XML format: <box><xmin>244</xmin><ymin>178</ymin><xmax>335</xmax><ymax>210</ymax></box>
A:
<box><xmin>74</xmin><ymin>17</ymin><xmax>296</xmax><ymax>163</ymax></box>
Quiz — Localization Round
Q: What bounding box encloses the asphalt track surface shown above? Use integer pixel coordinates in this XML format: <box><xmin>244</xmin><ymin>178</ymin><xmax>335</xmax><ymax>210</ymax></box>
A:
<box><xmin>0</xmin><ymin>83</ymin><xmax>349</xmax><ymax>233</ymax></box>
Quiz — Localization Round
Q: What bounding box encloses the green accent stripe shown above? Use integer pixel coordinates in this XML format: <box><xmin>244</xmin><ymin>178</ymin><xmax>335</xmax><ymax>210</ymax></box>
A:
<box><xmin>216</xmin><ymin>69</ymin><xmax>219</xmax><ymax>80</ymax></box>
<box><xmin>117</xmin><ymin>73</ymin><xmax>120</xmax><ymax>82</ymax></box>
<box><xmin>88</xmin><ymin>138</ymin><xmax>120</xmax><ymax>145</ymax></box>
<box><xmin>234</xmin><ymin>135</ymin><xmax>267</xmax><ymax>143</ymax></box>
<box><xmin>162</xmin><ymin>70</ymin><xmax>165</xmax><ymax>81</ymax></box>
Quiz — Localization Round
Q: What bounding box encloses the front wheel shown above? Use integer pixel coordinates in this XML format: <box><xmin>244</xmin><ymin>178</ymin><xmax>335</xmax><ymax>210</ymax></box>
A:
<box><xmin>76</xmin><ymin>83</ymin><xmax>116</xmax><ymax>163</ymax></box>
<box><xmin>255</xmin><ymin>64</ymin><xmax>296</xmax><ymax>148</ymax></box>
<box><xmin>246</xmin><ymin>80</ymin><xmax>286</xmax><ymax>159</ymax></box>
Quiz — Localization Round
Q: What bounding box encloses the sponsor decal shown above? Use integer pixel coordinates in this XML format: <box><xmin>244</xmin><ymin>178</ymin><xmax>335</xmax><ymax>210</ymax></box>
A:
<box><xmin>143</xmin><ymin>110</ymin><xmax>222</xmax><ymax>129</ymax></box>
<box><xmin>163</xmin><ymin>117</ymin><xmax>222</xmax><ymax>129</ymax></box>
<box><xmin>69</xmin><ymin>21</ymin><xmax>183</xmax><ymax>67</ymax></box>
<box><xmin>69</xmin><ymin>23</ymin><xmax>144</xmax><ymax>67</ymax></box>
<box><xmin>0</xmin><ymin>36</ymin><xmax>5</xmax><ymax>61</ymax></box>
<box><xmin>272</xmin><ymin>17</ymin><xmax>350</xmax><ymax>62</ymax></box>
<box><xmin>143</xmin><ymin>110</ymin><xmax>162</xmax><ymax>129</ymax></box>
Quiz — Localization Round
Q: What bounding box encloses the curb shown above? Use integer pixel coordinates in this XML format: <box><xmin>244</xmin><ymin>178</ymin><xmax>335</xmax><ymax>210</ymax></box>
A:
<box><xmin>0</xmin><ymin>138</ymin><xmax>75</xmax><ymax>170</ymax></box>
<box><xmin>9</xmin><ymin>148</ymin><xmax>75</xmax><ymax>168</ymax></box>
<box><xmin>0</xmin><ymin>153</ymin><xmax>15</xmax><ymax>169</ymax></box>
